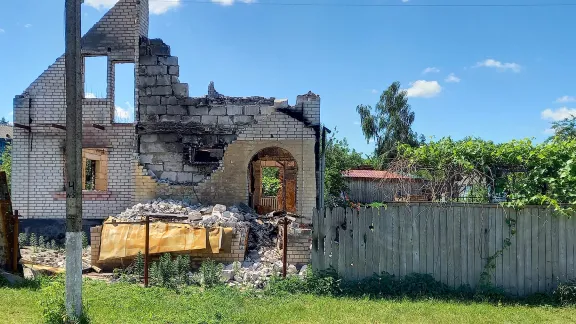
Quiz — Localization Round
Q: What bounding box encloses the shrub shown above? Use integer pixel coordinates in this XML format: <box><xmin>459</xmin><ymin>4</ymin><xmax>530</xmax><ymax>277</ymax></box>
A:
<box><xmin>29</xmin><ymin>233</ymin><xmax>37</xmax><ymax>251</ymax></box>
<box><xmin>18</xmin><ymin>232</ymin><xmax>28</xmax><ymax>246</ymax></box>
<box><xmin>39</xmin><ymin>236</ymin><xmax>46</xmax><ymax>250</ymax></box>
<box><xmin>196</xmin><ymin>259</ymin><xmax>223</xmax><ymax>288</ymax></box>
<box><xmin>149</xmin><ymin>253</ymin><xmax>191</xmax><ymax>289</ymax></box>
<box><xmin>50</xmin><ymin>240</ymin><xmax>57</xmax><ymax>250</ymax></box>
<box><xmin>554</xmin><ymin>279</ymin><xmax>576</xmax><ymax>305</ymax></box>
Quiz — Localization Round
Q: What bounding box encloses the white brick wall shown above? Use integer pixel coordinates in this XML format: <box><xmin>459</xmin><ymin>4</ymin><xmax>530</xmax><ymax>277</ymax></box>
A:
<box><xmin>12</xmin><ymin>0</ymin><xmax>146</xmax><ymax>220</ymax></box>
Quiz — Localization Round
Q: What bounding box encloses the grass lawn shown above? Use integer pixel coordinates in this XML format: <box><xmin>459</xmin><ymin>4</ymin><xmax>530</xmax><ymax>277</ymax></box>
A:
<box><xmin>1</xmin><ymin>280</ymin><xmax>576</xmax><ymax>324</ymax></box>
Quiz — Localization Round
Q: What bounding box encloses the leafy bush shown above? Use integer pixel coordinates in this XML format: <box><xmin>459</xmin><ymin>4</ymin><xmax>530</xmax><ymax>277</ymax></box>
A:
<box><xmin>39</xmin><ymin>236</ymin><xmax>46</xmax><ymax>250</ymax></box>
<box><xmin>50</xmin><ymin>240</ymin><xmax>58</xmax><ymax>250</ymax></box>
<box><xmin>18</xmin><ymin>232</ymin><xmax>28</xmax><ymax>246</ymax></box>
<box><xmin>554</xmin><ymin>279</ymin><xmax>576</xmax><ymax>305</ymax></box>
<box><xmin>261</xmin><ymin>167</ymin><xmax>281</xmax><ymax>197</ymax></box>
<box><xmin>149</xmin><ymin>253</ymin><xmax>191</xmax><ymax>290</ymax></box>
<box><xmin>30</xmin><ymin>233</ymin><xmax>38</xmax><ymax>252</ymax></box>
<box><xmin>267</xmin><ymin>268</ymin><xmax>341</xmax><ymax>296</ymax></box>
<box><xmin>195</xmin><ymin>259</ymin><xmax>223</xmax><ymax>288</ymax></box>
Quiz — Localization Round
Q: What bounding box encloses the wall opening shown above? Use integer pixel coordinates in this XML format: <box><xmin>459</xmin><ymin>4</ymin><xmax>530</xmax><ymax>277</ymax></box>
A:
<box><xmin>248</xmin><ymin>147</ymin><xmax>298</xmax><ymax>215</ymax></box>
<box><xmin>82</xmin><ymin>148</ymin><xmax>108</xmax><ymax>191</ymax></box>
<box><xmin>114</xmin><ymin>63</ymin><xmax>135</xmax><ymax>123</ymax></box>
<box><xmin>84</xmin><ymin>56</ymin><xmax>108</xmax><ymax>98</ymax></box>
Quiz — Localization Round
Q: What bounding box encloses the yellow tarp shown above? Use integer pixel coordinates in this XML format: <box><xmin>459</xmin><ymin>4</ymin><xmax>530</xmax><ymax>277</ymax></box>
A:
<box><xmin>98</xmin><ymin>217</ymin><xmax>208</xmax><ymax>261</ymax></box>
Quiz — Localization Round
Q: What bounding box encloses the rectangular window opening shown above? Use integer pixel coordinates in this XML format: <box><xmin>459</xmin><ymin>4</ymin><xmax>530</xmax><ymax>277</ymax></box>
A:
<box><xmin>82</xmin><ymin>148</ymin><xmax>108</xmax><ymax>191</ymax></box>
<box><xmin>114</xmin><ymin>63</ymin><xmax>135</xmax><ymax>123</ymax></box>
<box><xmin>84</xmin><ymin>56</ymin><xmax>108</xmax><ymax>99</ymax></box>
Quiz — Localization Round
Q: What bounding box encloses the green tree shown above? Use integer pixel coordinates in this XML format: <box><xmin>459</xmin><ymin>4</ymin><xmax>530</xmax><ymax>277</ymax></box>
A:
<box><xmin>356</xmin><ymin>81</ymin><xmax>423</xmax><ymax>166</ymax></box>
<box><xmin>550</xmin><ymin>115</ymin><xmax>576</xmax><ymax>140</ymax></box>
<box><xmin>324</xmin><ymin>130</ymin><xmax>366</xmax><ymax>198</ymax></box>
<box><xmin>0</xmin><ymin>117</ymin><xmax>8</xmax><ymax>125</ymax></box>
<box><xmin>1</xmin><ymin>143</ymin><xmax>11</xmax><ymax>190</ymax></box>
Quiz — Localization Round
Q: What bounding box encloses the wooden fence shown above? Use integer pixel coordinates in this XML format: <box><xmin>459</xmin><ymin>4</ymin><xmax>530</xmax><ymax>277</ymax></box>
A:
<box><xmin>311</xmin><ymin>203</ymin><xmax>576</xmax><ymax>296</ymax></box>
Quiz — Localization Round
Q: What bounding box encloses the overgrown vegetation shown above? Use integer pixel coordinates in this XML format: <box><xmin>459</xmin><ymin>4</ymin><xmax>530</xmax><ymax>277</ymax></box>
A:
<box><xmin>394</xmin><ymin>136</ymin><xmax>576</xmax><ymax>215</ymax></box>
<box><xmin>40</xmin><ymin>275</ymin><xmax>90</xmax><ymax>324</ymax></box>
<box><xmin>261</xmin><ymin>167</ymin><xmax>281</xmax><ymax>197</ymax></box>
<box><xmin>1</xmin><ymin>143</ymin><xmax>11</xmax><ymax>189</ymax></box>
<box><xmin>18</xmin><ymin>232</ymin><xmax>63</xmax><ymax>252</ymax></box>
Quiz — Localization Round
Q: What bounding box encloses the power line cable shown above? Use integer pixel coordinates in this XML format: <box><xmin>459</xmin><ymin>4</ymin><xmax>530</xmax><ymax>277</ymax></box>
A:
<box><xmin>153</xmin><ymin>0</ymin><xmax>576</xmax><ymax>8</ymax></box>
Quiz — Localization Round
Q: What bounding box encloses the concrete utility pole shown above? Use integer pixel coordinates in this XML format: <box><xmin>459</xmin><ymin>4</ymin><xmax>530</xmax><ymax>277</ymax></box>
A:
<box><xmin>65</xmin><ymin>0</ymin><xmax>83</xmax><ymax>318</ymax></box>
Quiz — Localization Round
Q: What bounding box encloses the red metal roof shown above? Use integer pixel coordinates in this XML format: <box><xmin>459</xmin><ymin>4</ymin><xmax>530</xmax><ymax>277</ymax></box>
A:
<box><xmin>342</xmin><ymin>169</ymin><xmax>414</xmax><ymax>180</ymax></box>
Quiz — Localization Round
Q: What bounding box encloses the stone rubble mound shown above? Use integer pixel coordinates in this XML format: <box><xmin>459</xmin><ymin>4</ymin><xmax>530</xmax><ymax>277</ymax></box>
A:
<box><xmin>114</xmin><ymin>199</ymin><xmax>305</xmax><ymax>288</ymax></box>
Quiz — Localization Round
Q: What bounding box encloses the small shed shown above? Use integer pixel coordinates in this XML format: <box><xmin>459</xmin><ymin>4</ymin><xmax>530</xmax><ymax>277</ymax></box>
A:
<box><xmin>342</xmin><ymin>168</ymin><xmax>429</xmax><ymax>203</ymax></box>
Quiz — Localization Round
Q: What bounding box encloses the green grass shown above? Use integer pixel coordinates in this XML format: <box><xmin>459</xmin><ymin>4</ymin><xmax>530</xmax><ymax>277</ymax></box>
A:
<box><xmin>2</xmin><ymin>280</ymin><xmax>576</xmax><ymax>324</ymax></box>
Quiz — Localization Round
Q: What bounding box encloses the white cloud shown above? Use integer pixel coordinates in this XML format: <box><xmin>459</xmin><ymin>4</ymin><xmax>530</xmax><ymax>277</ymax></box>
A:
<box><xmin>84</xmin><ymin>0</ymin><xmax>181</xmax><ymax>15</ymax></box>
<box><xmin>0</xmin><ymin>29</ymin><xmax>4</xmax><ymax>33</ymax></box>
<box><xmin>85</xmin><ymin>92</ymin><xmax>97</xmax><ymax>99</ymax></box>
<box><xmin>474</xmin><ymin>59</ymin><xmax>522</xmax><ymax>73</ymax></box>
<box><xmin>402</xmin><ymin>0</ymin><xmax>410</xmax><ymax>2</ymax></box>
<box><xmin>422</xmin><ymin>67</ymin><xmax>440</xmax><ymax>74</ymax></box>
<box><xmin>403</xmin><ymin>80</ymin><xmax>442</xmax><ymax>98</ymax></box>
<box><xmin>445</xmin><ymin>73</ymin><xmax>461</xmax><ymax>83</ymax></box>
<box><xmin>556</xmin><ymin>96</ymin><xmax>576</xmax><ymax>103</ymax></box>
<box><xmin>24</xmin><ymin>24</ymin><xmax>32</xmax><ymax>28</ymax></box>
<box><xmin>541</xmin><ymin>107</ymin><xmax>576</xmax><ymax>121</ymax></box>
<box><xmin>211</xmin><ymin>0</ymin><xmax>256</xmax><ymax>6</ymax></box>
<box><xmin>115</xmin><ymin>106</ymin><xmax>130</xmax><ymax>120</ymax></box>
<box><xmin>371</xmin><ymin>89</ymin><xmax>379</xmax><ymax>94</ymax></box>
<box><xmin>8</xmin><ymin>112</ymin><xmax>13</xmax><ymax>116</ymax></box>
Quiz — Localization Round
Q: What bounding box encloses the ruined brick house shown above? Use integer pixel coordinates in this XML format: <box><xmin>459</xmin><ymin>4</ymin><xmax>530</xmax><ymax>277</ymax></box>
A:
<box><xmin>12</xmin><ymin>0</ymin><xmax>321</xmax><ymax>227</ymax></box>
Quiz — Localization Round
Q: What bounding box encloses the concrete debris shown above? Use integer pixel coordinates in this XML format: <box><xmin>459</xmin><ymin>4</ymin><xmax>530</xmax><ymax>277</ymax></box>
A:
<box><xmin>220</xmin><ymin>246</ymin><xmax>307</xmax><ymax>289</ymax></box>
<box><xmin>19</xmin><ymin>246</ymin><xmax>92</xmax><ymax>270</ymax></box>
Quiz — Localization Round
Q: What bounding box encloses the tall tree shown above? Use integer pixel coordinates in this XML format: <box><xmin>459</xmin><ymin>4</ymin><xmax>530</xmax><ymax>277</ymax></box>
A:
<box><xmin>549</xmin><ymin>115</ymin><xmax>576</xmax><ymax>140</ymax></box>
<box><xmin>356</xmin><ymin>81</ymin><xmax>422</xmax><ymax>166</ymax></box>
<box><xmin>0</xmin><ymin>117</ymin><xmax>8</xmax><ymax>125</ymax></box>
<box><xmin>324</xmin><ymin>129</ymin><xmax>366</xmax><ymax>198</ymax></box>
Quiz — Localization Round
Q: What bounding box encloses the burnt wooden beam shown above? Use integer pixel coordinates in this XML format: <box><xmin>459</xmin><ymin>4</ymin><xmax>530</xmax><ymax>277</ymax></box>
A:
<box><xmin>13</xmin><ymin>123</ymin><xmax>31</xmax><ymax>131</ymax></box>
<box><xmin>92</xmin><ymin>124</ymin><xmax>105</xmax><ymax>130</ymax></box>
<box><xmin>51</xmin><ymin>124</ymin><xmax>67</xmax><ymax>131</ymax></box>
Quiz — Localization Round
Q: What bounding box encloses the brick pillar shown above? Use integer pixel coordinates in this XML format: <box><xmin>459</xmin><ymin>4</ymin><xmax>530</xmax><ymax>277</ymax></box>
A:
<box><xmin>90</xmin><ymin>226</ymin><xmax>102</xmax><ymax>266</ymax></box>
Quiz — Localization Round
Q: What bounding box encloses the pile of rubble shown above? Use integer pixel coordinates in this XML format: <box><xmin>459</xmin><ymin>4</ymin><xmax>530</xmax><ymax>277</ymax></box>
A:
<box><xmin>114</xmin><ymin>199</ymin><xmax>306</xmax><ymax>288</ymax></box>
<box><xmin>20</xmin><ymin>246</ymin><xmax>92</xmax><ymax>271</ymax></box>
<box><xmin>222</xmin><ymin>247</ymin><xmax>307</xmax><ymax>289</ymax></box>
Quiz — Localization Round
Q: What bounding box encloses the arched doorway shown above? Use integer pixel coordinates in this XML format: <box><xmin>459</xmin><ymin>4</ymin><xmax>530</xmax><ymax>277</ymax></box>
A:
<box><xmin>248</xmin><ymin>147</ymin><xmax>298</xmax><ymax>214</ymax></box>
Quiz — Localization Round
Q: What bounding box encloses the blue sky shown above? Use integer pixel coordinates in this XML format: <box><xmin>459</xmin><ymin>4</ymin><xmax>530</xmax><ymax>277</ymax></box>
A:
<box><xmin>1</xmin><ymin>0</ymin><xmax>576</xmax><ymax>155</ymax></box>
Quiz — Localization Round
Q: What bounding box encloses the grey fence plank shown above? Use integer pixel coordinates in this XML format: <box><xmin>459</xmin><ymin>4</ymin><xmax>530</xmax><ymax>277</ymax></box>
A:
<box><xmin>413</xmin><ymin>205</ymin><xmax>421</xmax><ymax>275</ymax></box>
<box><xmin>351</xmin><ymin>208</ymin><xmax>360</xmax><ymax>280</ymax></box>
<box><xmin>545</xmin><ymin>209</ymin><xmax>552</xmax><ymax>291</ymax></box>
<box><xmin>523</xmin><ymin>207</ymin><xmax>532</xmax><ymax>293</ymax></box>
<box><xmin>447</xmin><ymin>207</ymin><xmax>455</xmax><ymax>287</ymax></box>
<box><xmin>331</xmin><ymin>208</ymin><xmax>343</xmax><ymax>273</ymax></box>
<box><xmin>406</xmin><ymin>206</ymin><xmax>414</xmax><ymax>276</ymax></box>
<box><xmin>337</xmin><ymin>208</ymin><xmax>347</xmax><ymax>278</ymax></box>
<box><xmin>454</xmin><ymin>205</ymin><xmax>462</xmax><ymax>288</ymax></box>
<box><xmin>516</xmin><ymin>207</ymin><xmax>525</xmax><ymax>296</ymax></box>
<box><xmin>382</xmin><ymin>206</ymin><xmax>391</xmax><ymax>275</ymax></box>
<box><xmin>418</xmin><ymin>205</ymin><xmax>427</xmax><ymax>275</ymax></box>
<box><xmin>468</xmin><ymin>206</ymin><xmax>477</xmax><ymax>288</ymax></box>
<box><xmin>508</xmin><ymin>209</ymin><xmax>517</xmax><ymax>295</ymax></box>
<box><xmin>440</xmin><ymin>207</ymin><xmax>448</xmax><ymax>285</ymax></box>
<box><xmin>495</xmin><ymin>207</ymin><xmax>503</xmax><ymax>289</ymax></box>
<box><xmin>530</xmin><ymin>207</ymin><xmax>539</xmax><ymax>294</ymax></box>
<box><xmin>566</xmin><ymin>217</ymin><xmax>576</xmax><ymax>280</ymax></box>
<box><xmin>399</xmin><ymin>207</ymin><xmax>407</xmax><ymax>277</ymax></box>
<box><xmin>393</xmin><ymin>205</ymin><xmax>401</xmax><ymax>276</ymax></box>
<box><xmin>434</xmin><ymin>206</ymin><xmax>441</xmax><ymax>282</ymax></box>
<box><xmin>501</xmin><ymin>208</ymin><xmax>511</xmax><ymax>294</ymax></box>
<box><xmin>559</xmin><ymin>215</ymin><xmax>567</xmax><ymax>285</ymax></box>
<box><xmin>324</xmin><ymin>209</ymin><xmax>333</xmax><ymax>270</ymax></box>
<box><xmin>426</xmin><ymin>206</ymin><xmax>435</xmax><ymax>276</ymax></box>
<box><xmin>371</xmin><ymin>208</ymin><xmax>381</xmax><ymax>276</ymax></box>
<box><xmin>487</xmin><ymin>207</ymin><xmax>496</xmax><ymax>286</ymax></box>
<box><xmin>552</xmin><ymin>212</ymin><xmax>559</xmax><ymax>289</ymax></box>
<box><xmin>311</xmin><ymin>209</ymin><xmax>320</xmax><ymax>272</ymax></box>
<box><xmin>459</xmin><ymin>206</ymin><xmax>468</xmax><ymax>287</ymax></box>
<box><xmin>358</xmin><ymin>208</ymin><xmax>369</xmax><ymax>279</ymax></box>
<box><xmin>538</xmin><ymin>207</ymin><xmax>546</xmax><ymax>293</ymax></box>
<box><xmin>385</xmin><ymin>206</ymin><xmax>394</xmax><ymax>275</ymax></box>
